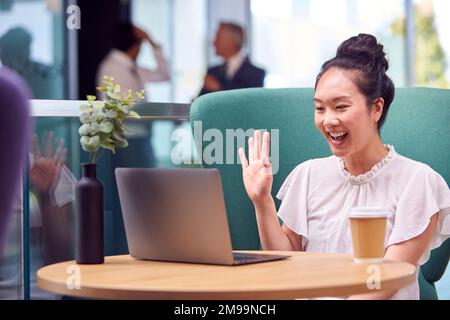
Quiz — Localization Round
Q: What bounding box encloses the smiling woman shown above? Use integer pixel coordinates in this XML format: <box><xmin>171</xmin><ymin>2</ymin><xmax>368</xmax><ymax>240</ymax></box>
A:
<box><xmin>238</xmin><ymin>33</ymin><xmax>450</xmax><ymax>300</ymax></box>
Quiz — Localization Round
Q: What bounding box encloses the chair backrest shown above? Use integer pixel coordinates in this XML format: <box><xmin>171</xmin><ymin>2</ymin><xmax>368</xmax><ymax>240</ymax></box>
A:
<box><xmin>190</xmin><ymin>87</ymin><xmax>450</xmax><ymax>299</ymax></box>
<box><xmin>0</xmin><ymin>68</ymin><xmax>31</xmax><ymax>246</ymax></box>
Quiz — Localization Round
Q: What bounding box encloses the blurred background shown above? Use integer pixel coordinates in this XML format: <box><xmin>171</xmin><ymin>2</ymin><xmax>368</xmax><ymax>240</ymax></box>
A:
<box><xmin>1</xmin><ymin>0</ymin><xmax>449</xmax><ymax>299</ymax></box>
<box><xmin>1</xmin><ymin>0</ymin><xmax>449</xmax><ymax>102</ymax></box>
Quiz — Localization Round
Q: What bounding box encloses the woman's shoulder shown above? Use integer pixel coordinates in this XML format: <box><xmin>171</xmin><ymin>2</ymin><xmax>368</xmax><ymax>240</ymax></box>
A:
<box><xmin>389</xmin><ymin>151</ymin><xmax>448</xmax><ymax>189</ymax></box>
<box><xmin>392</xmin><ymin>152</ymin><xmax>439</xmax><ymax>176</ymax></box>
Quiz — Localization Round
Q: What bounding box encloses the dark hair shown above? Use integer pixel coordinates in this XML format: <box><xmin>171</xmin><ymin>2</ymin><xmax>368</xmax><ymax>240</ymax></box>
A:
<box><xmin>112</xmin><ymin>22</ymin><xmax>139</xmax><ymax>52</ymax></box>
<box><xmin>315</xmin><ymin>33</ymin><xmax>395</xmax><ymax>130</ymax></box>
<box><xmin>220</xmin><ymin>22</ymin><xmax>245</xmax><ymax>51</ymax></box>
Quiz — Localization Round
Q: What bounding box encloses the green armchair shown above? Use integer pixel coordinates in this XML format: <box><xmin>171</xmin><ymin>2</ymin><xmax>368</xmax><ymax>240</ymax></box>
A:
<box><xmin>190</xmin><ymin>87</ymin><xmax>450</xmax><ymax>300</ymax></box>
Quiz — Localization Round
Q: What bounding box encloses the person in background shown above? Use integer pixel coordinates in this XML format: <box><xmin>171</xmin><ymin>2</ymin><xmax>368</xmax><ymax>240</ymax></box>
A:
<box><xmin>198</xmin><ymin>22</ymin><xmax>265</xmax><ymax>96</ymax></box>
<box><xmin>97</xmin><ymin>22</ymin><xmax>170</xmax><ymax>96</ymax></box>
<box><xmin>97</xmin><ymin>22</ymin><xmax>171</xmax><ymax>168</ymax></box>
<box><xmin>97</xmin><ymin>22</ymin><xmax>171</xmax><ymax>255</ymax></box>
<box><xmin>0</xmin><ymin>27</ymin><xmax>64</xmax><ymax>99</ymax></box>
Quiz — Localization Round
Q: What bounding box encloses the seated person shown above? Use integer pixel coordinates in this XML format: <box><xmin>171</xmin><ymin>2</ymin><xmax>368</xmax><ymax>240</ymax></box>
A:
<box><xmin>238</xmin><ymin>34</ymin><xmax>450</xmax><ymax>300</ymax></box>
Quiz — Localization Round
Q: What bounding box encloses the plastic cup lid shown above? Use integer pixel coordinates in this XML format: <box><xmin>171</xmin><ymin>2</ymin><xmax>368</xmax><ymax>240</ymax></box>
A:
<box><xmin>348</xmin><ymin>206</ymin><xmax>388</xmax><ymax>218</ymax></box>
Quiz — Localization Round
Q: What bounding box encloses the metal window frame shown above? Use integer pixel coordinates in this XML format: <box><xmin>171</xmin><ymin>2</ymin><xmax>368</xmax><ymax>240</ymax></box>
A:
<box><xmin>405</xmin><ymin>0</ymin><xmax>415</xmax><ymax>87</ymax></box>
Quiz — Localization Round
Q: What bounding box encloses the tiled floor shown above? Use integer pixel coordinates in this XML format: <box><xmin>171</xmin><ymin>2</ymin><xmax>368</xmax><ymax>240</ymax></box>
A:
<box><xmin>436</xmin><ymin>264</ymin><xmax>450</xmax><ymax>300</ymax></box>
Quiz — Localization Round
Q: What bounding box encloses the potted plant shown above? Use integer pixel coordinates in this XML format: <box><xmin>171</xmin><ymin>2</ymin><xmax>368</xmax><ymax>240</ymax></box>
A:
<box><xmin>76</xmin><ymin>75</ymin><xmax>144</xmax><ymax>264</ymax></box>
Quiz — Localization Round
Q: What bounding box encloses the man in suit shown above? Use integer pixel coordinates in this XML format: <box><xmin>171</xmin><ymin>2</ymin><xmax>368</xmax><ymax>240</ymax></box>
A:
<box><xmin>199</xmin><ymin>22</ymin><xmax>265</xmax><ymax>96</ymax></box>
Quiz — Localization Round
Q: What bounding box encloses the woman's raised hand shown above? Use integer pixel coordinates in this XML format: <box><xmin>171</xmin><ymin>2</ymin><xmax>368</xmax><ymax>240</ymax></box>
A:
<box><xmin>238</xmin><ymin>130</ymin><xmax>273</xmax><ymax>205</ymax></box>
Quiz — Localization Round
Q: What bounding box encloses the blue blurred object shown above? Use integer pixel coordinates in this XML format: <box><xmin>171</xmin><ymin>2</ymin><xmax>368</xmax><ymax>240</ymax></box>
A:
<box><xmin>0</xmin><ymin>67</ymin><xmax>31</xmax><ymax>246</ymax></box>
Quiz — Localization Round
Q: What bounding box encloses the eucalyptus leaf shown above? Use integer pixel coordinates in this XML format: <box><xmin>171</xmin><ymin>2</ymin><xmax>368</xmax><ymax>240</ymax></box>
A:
<box><xmin>79</xmin><ymin>74</ymin><xmax>144</xmax><ymax>163</ymax></box>
<box><xmin>79</xmin><ymin>123</ymin><xmax>100</xmax><ymax>135</ymax></box>
<box><xmin>128</xmin><ymin>111</ymin><xmax>141</xmax><ymax>119</ymax></box>
<box><xmin>81</xmin><ymin>136</ymin><xmax>99</xmax><ymax>153</ymax></box>
<box><xmin>136</xmin><ymin>91</ymin><xmax>144</xmax><ymax>100</ymax></box>
<box><xmin>99</xmin><ymin>135</ymin><xmax>114</xmax><ymax>144</ymax></box>
<box><xmin>91</xmin><ymin>109</ymin><xmax>104</xmax><ymax>117</ymax></box>
<box><xmin>115</xmin><ymin>140</ymin><xmax>128</xmax><ymax>148</ymax></box>
<box><xmin>100</xmin><ymin>141</ymin><xmax>115</xmax><ymax>154</ymax></box>
<box><xmin>78</xmin><ymin>124</ymin><xmax>89</xmax><ymax>136</ymax></box>
<box><xmin>106</xmin><ymin>91</ymin><xmax>121</xmax><ymax>101</ymax></box>
<box><xmin>80</xmin><ymin>136</ymin><xmax>89</xmax><ymax>145</ymax></box>
<box><xmin>104</xmin><ymin>110</ymin><xmax>118</xmax><ymax>118</ymax></box>
<box><xmin>100</xmin><ymin>122</ymin><xmax>113</xmax><ymax>133</ymax></box>
<box><xmin>80</xmin><ymin>104</ymin><xmax>92</xmax><ymax>113</ymax></box>
<box><xmin>80</xmin><ymin>113</ymin><xmax>95</xmax><ymax>124</ymax></box>
<box><xmin>81</xmin><ymin>144</ymin><xmax>97</xmax><ymax>153</ymax></box>
<box><xmin>117</xmin><ymin>105</ymin><xmax>129</xmax><ymax>114</ymax></box>
<box><xmin>92</xmin><ymin>101</ymin><xmax>105</xmax><ymax>111</ymax></box>
<box><xmin>112</xmin><ymin>130</ymin><xmax>127</xmax><ymax>142</ymax></box>
<box><xmin>88</xmin><ymin>135</ymin><xmax>100</xmax><ymax>147</ymax></box>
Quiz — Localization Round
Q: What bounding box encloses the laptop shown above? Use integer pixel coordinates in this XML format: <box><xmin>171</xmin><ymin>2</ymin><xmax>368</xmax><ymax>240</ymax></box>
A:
<box><xmin>115</xmin><ymin>168</ymin><xmax>290</xmax><ymax>265</ymax></box>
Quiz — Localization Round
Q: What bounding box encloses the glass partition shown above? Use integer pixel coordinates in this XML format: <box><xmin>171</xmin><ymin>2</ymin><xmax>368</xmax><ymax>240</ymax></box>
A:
<box><xmin>19</xmin><ymin>100</ymin><xmax>193</xmax><ymax>299</ymax></box>
<box><xmin>251</xmin><ymin>0</ymin><xmax>407</xmax><ymax>87</ymax></box>
<box><xmin>132</xmin><ymin>0</ymin><xmax>208</xmax><ymax>103</ymax></box>
<box><xmin>0</xmin><ymin>0</ymin><xmax>66</xmax><ymax>99</ymax></box>
<box><xmin>0</xmin><ymin>182</ymin><xmax>23</xmax><ymax>299</ymax></box>
<box><xmin>251</xmin><ymin>0</ymin><xmax>450</xmax><ymax>89</ymax></box>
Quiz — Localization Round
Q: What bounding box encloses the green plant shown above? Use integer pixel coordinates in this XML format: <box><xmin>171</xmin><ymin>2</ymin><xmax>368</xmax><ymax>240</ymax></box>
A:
<box><xmin>79</xmin><ymin>75</ymin><xmax>144</xmax><ymax>163</ymax></box>
<box><xmin>391</xmin><ymin>1</ymin><xmax>449</xmax><ymax>88</ymax></box>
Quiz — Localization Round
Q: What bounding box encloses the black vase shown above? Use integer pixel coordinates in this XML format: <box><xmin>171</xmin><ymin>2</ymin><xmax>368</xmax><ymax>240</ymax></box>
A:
<box><xmin>76</xmin><ymin>163</ymin><xmax>104</xmax><ymax>264</ymax></box>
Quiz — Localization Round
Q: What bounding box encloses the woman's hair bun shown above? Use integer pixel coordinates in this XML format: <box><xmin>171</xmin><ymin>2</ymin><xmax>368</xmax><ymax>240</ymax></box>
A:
<box><xmin>336</xmin><ymin>33</ymin><xmax>389</xmax><ymax>72</ymax></box>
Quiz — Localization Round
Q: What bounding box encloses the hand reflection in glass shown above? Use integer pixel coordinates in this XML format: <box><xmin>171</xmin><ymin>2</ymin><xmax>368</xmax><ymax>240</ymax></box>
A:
<box><xmin>29</xmin><ymin>131</ymin><xmax>74</xmax><ymax>265</ymax></box>
<box><xmin>30</xmin><ymin>131</ymin><xmax>67</xmax><ymax>195</ymax></box>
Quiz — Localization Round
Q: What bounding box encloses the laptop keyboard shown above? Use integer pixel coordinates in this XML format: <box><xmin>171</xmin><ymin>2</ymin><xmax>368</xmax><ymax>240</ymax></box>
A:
<box><xmin>233</xmin><ymin>252</ymin><xmax>261</xmax><ymax>263</ymax></box>
<box><xmin>232</xmin><ymin>252</ymin><xmax>289</xmax><ymax>265</ymax></box>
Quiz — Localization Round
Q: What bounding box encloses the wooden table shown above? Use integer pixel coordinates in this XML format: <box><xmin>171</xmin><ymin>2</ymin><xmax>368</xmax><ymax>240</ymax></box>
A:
<box><xmin>37</xmin><ymin>251</ymin><xmax>416</xmax><ymax>300</ymax></box>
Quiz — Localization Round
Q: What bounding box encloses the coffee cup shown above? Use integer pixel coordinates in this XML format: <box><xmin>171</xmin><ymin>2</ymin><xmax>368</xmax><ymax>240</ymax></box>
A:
<box><xmin>348</xmin><ymin>207</ymin><xmax>387</xmax><ymax>263</ymax></box>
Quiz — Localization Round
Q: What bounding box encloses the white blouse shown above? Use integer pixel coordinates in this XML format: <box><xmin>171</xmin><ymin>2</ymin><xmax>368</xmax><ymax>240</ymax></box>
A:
<box><xmin>276</xmin><ymin>145</ymin><xmax>450</xmax><ymax>300</ymax></box>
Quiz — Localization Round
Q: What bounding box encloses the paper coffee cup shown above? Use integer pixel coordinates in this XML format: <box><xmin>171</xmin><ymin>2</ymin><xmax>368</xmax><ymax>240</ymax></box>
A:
<box><xmin>349</xmin><ymin>207</ymin><xmax>387</xmax><ymax>263</ymax></box>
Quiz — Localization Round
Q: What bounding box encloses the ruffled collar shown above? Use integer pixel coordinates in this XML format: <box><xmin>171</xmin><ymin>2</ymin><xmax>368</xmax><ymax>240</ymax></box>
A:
<box><xmin>337</xmin><ymin>144</ymin><xmax>396</xmax><ymax>185</ymax></box>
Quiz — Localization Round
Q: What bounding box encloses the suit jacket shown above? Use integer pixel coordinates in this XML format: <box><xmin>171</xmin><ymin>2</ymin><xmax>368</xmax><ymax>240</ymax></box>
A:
<box><xmin>199</xmin><ymin>57</ymin><xmax>265</xmax><ymax>96</ymax></box>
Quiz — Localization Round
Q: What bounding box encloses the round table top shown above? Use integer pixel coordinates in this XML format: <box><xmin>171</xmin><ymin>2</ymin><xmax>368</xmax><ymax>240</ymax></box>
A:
<box><xmin>37</xmin><ymin>251</ymin><xmax>417</xmax><ymax>300</ymax></box>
